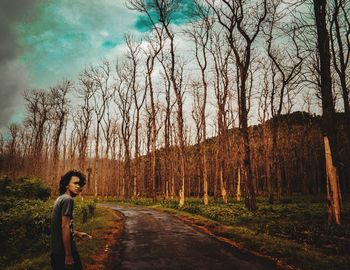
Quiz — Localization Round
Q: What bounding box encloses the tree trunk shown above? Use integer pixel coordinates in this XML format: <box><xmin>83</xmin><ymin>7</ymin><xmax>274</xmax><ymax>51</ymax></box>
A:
<box><xmin>236</xmin><ymin>166</ymin><xmax>241</xmax><ymax>201</ymax></box>
<box><xmin>314</xmin><ymin>0</ymin><xmax>342</xmax><ymax>224</ymax></box>
<box><xmin>324</xmin><ymin>136</ymin><xmax>342</xmax><ymax>224</ymax></box>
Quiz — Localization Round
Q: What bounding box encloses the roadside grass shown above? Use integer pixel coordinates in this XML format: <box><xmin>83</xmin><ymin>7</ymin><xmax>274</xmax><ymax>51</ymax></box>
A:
<box><xmin>77</xmin><ymin>205</ymin><xmax>123</xmax><ymax>268</ymax></box>
<box><xmin>106</xmin><ymin>196</ymin><xmax>350</xmax><ymax>270</ymax></box>
<box><xmin>4</xmin><ymin>204</ymin><xmax>118</xmax><ymax>270</ymax></box>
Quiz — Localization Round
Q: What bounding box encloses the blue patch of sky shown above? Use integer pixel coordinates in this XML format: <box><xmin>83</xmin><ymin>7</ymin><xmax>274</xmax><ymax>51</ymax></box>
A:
<box><xmin>2</xmin><ymin>133</ymin><xmax>11</xmax><ymax>142</ymax></box>
<box><xmin>102</xmin><ymin>38</ymin><xmax>121</xmax><ymax>49</ymax></box>
<box><xmin>134</xmin><ymin>0</ymin><xmax>198</xmax><ymax>32</ymax></box>
<box><xmin>172</xmin><ymin>0</ymin><xmax>198</xmax><ymax>25</ymax></box>
<box><xmin>10</xmin><ymin>110</ymin><xmax>24</xmax><ymax>125</ymax></box>
<box><xmin>135</xmin><ymin>14</ymin><xmax>156</xmax><ymax>32</ymax></box>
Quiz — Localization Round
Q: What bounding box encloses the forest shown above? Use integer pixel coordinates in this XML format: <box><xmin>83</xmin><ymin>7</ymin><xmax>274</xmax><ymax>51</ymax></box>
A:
<box><xmin>0</xmin><ymin>0</ymin><xmax>349</xmax><ymax>226</ymax></box>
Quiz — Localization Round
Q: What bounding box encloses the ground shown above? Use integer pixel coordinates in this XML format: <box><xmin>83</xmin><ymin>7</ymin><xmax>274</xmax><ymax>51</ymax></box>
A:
<box><xmin>81</xmin><ymin>207</ymin><xmax>124</xmax><ymax>270</ymax></box>
<box><xmin>106</xmin><ymin>204</ymin><xmax>283</xmax><ymax>270</ymax></box>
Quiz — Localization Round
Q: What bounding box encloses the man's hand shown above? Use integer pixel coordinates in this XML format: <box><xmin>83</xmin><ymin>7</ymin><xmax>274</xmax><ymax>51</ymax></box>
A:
<box><xmin>75</xmin><ymin>231</ymin><xmax>92</xmax><ymax>240</ymax></box>
<box><xmin>65</xmin><ymin>254</ymin><xmax>74</xmax><ymax>267</ymax></box>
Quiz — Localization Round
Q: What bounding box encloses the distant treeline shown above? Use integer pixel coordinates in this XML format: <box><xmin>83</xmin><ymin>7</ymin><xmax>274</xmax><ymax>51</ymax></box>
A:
<box><xmin>1</xmin><ymin>111</ymin><xmax>349</xmax><ymax>200</ymax></box>
<box><xmin>141</xmin><ymin>111</ymin><xmax>350</xmax><ymax>200</ymax></box>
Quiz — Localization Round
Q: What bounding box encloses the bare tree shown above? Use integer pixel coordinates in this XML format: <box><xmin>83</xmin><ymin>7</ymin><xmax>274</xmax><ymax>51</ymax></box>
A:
<box><xmin>0</xmin><ymin>133</ymin><xmax>3</xmax><ymax>157</ymax></box>
<box><xmin>265</xmin><ymin>0</ymin><xmax>303</xmax><ymax>202</ymax></box>
<box><xmin>330</xmin><ymin>0</ymin><xmax>350</xmax><ymax>139</ymax></box>
<box><xmin>206</xmin><ymin>0</ymin><xmax>267</xmax><ymax>210</ymax></box>
<box><xmin>257</xmin><ymin>63</ymin><xmax>272</xmax><ymax>200</ymax></box>
<box><xmin>49</xmin><ymin>80</ymin><xmax>71</xmax><ymax>183</ymax></box>
<box><xmin>314</xmin><ymin>0</ymin><xmax>342</xmax><ymax>224</ymax></box>
<box><xmin>24</xmin><ymin>89</ymin><xmax>51</xmax><ymax>177</ymax></box>
<box><xmin>76</xmin><ymin>71</ymin><xmax>94</xmax><ymax>177</ymax></box>
<box><xmin>128</xmin><ymin>0</ymin><xmax>187</xmax><ymax>206</ymax></box>
<box><xmin>115</xmin><ymin>61</ymin><xmax>135</xmax><ymax>199</ymax></box>
<box><xmin>146</xmin><ymin>30</ymin><xmax>166</xmax><ymax>200</ymax></box>
<box><xmin>124</xmin><ymin>35</ymin><xmax>147</xmax><ymax>197</ymax></box>
<box><xmin>157</xmin><ymin>0</ymin><xmax>187</xmax><ymax>206</ymax></box>
<box><xmin>5</xmin><ymin>123</ymin><xmax>21</xmax><ymax>175</ymax></box>
<box><xmin>191</xmin><ymin>82</ymin><xmax>203</xmax><ymax>196</ymax></box>
<box><xmin>81</xmin><ymin>61</ymin><xmax>113</xmax><ymax>196</ymax></box>
<box><xmin>8</xmin><ymin>124</ymin><xmax>20</xmax><ymax>156</ymax></box>
<box><xmin>186</xmin><ymin>2</ymin><xmax>212</xmax><ymax>205</ymax></box>
<box><xmin>158</xmin><ymin>48</ymin><xmax>176</xmax><ymax>198</ymax></box>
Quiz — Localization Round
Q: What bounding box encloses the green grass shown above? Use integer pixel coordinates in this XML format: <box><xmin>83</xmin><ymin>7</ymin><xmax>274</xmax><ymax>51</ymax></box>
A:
<box><xmin>107</xmin><ymin>196</ymin><xmax>350</xmax><ymax>270</ymax></box>
<box><xmin>5</xmin><ymin>255</ymin><xmax>50</xmax><ymax>270</ymax></box>
<box><xmin>77</xmin><ymin>205</ymin><xmax>120</xmax><ymax>266</ymax></box>
<box><xmin>4</xmin><ymin>204</ymin><xmax>115</xmax><ymax>270</ymax></box>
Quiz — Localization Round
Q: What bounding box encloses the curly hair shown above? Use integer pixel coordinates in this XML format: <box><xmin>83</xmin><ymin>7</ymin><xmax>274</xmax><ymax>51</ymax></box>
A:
<box><xmin>59</xmin><ymin>170</ymin><xmax>86</xmax><ymax>195</ymax></box>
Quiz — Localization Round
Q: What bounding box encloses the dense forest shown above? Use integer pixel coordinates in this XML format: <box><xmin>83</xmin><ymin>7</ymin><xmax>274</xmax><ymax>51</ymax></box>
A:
<box><xmin>0</xmin><ymin>0</ymin><xmax>349</xmax><ymax>225</ymax></box>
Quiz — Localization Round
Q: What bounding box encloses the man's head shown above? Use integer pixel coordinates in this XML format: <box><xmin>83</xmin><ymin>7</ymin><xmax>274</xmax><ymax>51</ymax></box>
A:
<box><xmin>59</xmin><ymin>170</ymin><xmax>86</xmax><ymax>196</ymax></box>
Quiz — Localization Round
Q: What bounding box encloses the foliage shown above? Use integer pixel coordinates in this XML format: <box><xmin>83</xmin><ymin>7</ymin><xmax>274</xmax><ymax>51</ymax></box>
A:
<box><xmin>0</xmin><ymin>176</ymin><xmax>51</xmax><ymax>201</ymax></box>
<box><xmin>4</xmin><ymin>204</ymin><xmax>111</xmax><ymax>270</ymax></box>
<box><xmin>0</xmin><ymin>176</ymin><xmax>96</xmax><ymax>269</ymax></box>
<box><xmin>75</xmin><ymin>199</ymin><xmax>96</xmax><ymax>224</ymax></box>
<box><xmin>0</xmin><ymin>198</ymin><xmax>51</xmax><ymax>268</ymax></box>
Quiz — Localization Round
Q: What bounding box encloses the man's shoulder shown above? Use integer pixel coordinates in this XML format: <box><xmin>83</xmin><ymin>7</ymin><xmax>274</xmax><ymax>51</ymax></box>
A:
<box><xmin>54</xmin><ymin>194</ymin><xmax>73</xmax><ymax>206</ymax></box>
<box><xmin>59</xmin><ymin>194</ymin><xmax>73</xmax><ymax>200</ymax></box>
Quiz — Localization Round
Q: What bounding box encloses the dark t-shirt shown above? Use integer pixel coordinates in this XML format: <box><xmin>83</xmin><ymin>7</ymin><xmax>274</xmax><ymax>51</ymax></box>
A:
<box><xmin>51</xmin><ymin>194</ymin><xmax>76</xmax><ymax>255</ymax></box>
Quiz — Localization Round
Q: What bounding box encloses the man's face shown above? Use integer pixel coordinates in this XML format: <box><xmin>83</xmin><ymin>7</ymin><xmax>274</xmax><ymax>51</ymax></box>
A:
<box><xmin>66</xmin><ymin>176</ymin><xmax>81</xmax><ymax>196</ymax></box>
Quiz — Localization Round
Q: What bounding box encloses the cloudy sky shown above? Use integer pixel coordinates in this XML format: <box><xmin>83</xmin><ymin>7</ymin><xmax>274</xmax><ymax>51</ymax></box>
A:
<box><xmin>0</xmin><ymin>0</ymin><xmax>194</xmax><ymax>130</ymax></box>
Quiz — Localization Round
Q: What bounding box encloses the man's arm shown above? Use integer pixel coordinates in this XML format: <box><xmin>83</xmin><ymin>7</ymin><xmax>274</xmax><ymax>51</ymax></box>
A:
<box><xmin>62</xmin><ymin>216</ymin><xmax>74</xmax><ymax>266</ymax></box>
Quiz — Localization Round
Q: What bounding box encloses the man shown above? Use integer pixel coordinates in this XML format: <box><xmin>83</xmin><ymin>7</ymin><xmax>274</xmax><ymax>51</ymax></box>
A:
<box><xmin>51</xmin><ymin>170</ymin><xmax>92</xmax><ymax>270</ymax></box>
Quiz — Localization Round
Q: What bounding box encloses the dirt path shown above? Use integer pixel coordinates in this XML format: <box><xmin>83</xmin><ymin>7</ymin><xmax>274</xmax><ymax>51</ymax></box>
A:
<box><xmin>107</xmin><ymin>205</ymin><xmax>282</xmax><ymax>270</ymax></box>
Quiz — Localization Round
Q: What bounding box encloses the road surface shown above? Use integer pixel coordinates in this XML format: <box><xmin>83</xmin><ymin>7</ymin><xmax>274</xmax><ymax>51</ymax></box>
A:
<box><xmin>107</xmin><ymin>205</ymin><xmax>281</xmax><ymax>270</ymax></box>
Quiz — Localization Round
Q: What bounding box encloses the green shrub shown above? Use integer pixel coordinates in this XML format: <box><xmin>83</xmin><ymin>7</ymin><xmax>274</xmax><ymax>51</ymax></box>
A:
<box><xmin>0</xmin><ymin>196</ymin><xmax>96</xmax><ymax>268</ymax></box>
<box><xmin>160</xmin><ymin>199</ymin><xmax>179</xmax><ymax>209</ymax></box>
<box><xmin>0</xmin><ymin>196</ymin><xmax>16</xmax><ymax>211</ymax></box>
<box><xmin>74</xmin><ymin>199</ymin><xmax>96</xmax><ymax>225</ymax></box>
<box><xmin>0</xmin><ymin>177</ymin><xmax>51</xmax><ymax>201</ymax></box>
<box><xmin>88</xmin><ymin>203</ymin><xmax>95</xmax><ymax>216</ymax></box>
<box><xmin>0</xmin><ymin>199</ymin><xmax>52</xmax><ymax>268</ymax></box>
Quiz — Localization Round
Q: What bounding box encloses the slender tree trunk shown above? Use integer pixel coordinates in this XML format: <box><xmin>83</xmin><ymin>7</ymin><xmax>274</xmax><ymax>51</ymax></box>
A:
<box><xmin>240</xmin><ymin>76</ymin><xmax>256</xmax><ymax>211</ymax></box>
<box><xmin>236</xmin><ymin>165</ymin><xmax>241</xmax><ymax>201</ymax></box>
<box><xmin>324</xmin><ymin>136</ymin><xmax>342</xmax><ymax>224</ymax></box>
<box><xmin>314</xmin><ymin>0</ymin><xmax>342</xmax><ymax>224</ymax></box>
<box><xmin>203</xmin><ymin>144</ymin><xmax>209</xmax><ymax>205</ymax></box>
<box><xmin>220</xmin><ymin>161</ymin><xmax>228</xmax><ymax>203</ymax></box>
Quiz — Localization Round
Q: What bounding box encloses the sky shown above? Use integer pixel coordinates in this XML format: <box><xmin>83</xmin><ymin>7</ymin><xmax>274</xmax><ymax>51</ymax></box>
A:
<box><xmin>0</xmin><ymin>0</ymin><xmax>314</xmax><ymax>136</ymax></box>
<box><xmin>0</xmin><ymin>0</ymin><xmax>195</xmax><ymax>130</ymax></box>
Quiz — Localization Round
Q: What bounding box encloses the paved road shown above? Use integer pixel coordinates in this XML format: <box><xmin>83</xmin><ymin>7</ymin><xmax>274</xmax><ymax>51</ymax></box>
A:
<box><xmin>107</xmin><ymin>205</ymin><xmax>281</xmax><ymax>270</ymax></box>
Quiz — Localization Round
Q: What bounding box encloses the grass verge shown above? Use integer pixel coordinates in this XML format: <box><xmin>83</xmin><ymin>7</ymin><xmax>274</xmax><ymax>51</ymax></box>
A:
<box><xmin>5</xmin><ymin>205</ymin><xmax>123</xmax><ymax>270</ymax></box>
